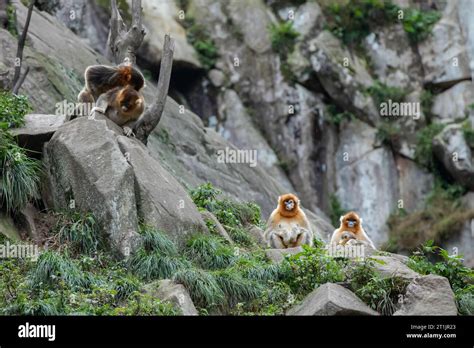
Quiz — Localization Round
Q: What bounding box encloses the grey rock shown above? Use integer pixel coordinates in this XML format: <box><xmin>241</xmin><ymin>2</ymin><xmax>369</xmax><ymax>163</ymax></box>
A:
<box><xmin>396</xmin><ymin>156</ymin><xmax>434</xmax><ymax>213</ymax></box>
<box><xmin>394</xmin><ymin>275</ymin><xmax>458</xmax><ymax>315</ymax></box>
<box><xmin>287</xmin><ymin>283</ymin><xmax>379</xmax><ymax>316</ymax></box>
<box><xmin>431</xmin><ymin>81</ymin><xmax>474</xmax><ymax>123</ymax></box>
<box><xmin>143</xmin><ymin>279</ymin><xmax>198</xmax><ymax>316</ymax></box>
<box><xmin>200</xmin><ymin>210</ymin><xmax>233</xmax><ymax>244</ymax></box>
<box><xmin>419</xmin><ymin>1</ymin><xmax>471</xmax><ymax>88</ymax></box>
<box><xmin>433</xmin><ymin>124</ymin><xmax>474</xmax><ymax>190</ymax></box>
<box><xmin>0</xmin><ymin>212</ymin><xmax>22</xmax><ymax>241</ymax></box>
<box><xmin>11</xmin><ymin>114</ymin><xmax>67</xmax><ymax>156</ymax></box>
<box><xmin>246</xmin><ymin>225</ymin><xmax>267</xmax><ymax>247</ymax></box>
<box><xmin>116</xmin><ymin>136</ymin><xmax>208</xmax><ymax>247</ymax></box>
<box><xmin>43</xmin><ymin>117</ymin><xmax>140</xmax><ymax>258</ymax></box>
<box><xmin>208</xmin><ymin>69</ymin><xmax>226</xmax><ymax>87</ymax></box>
<box><xmin>370</xmin><ymin>254</ymin><xmax>420</xmax><ymax>281</ymax></box>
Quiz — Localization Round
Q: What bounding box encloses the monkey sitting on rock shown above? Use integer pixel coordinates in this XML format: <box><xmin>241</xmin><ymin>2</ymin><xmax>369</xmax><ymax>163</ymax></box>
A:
<box><xmin>264</xmin><ymin>193</ymin><xmax>314</xmax><ymax>249</ymax></box>
<box><xmin>330</xmin><ymin>211</ymin><xmax>376</xmax><ymax>249</ymax></box>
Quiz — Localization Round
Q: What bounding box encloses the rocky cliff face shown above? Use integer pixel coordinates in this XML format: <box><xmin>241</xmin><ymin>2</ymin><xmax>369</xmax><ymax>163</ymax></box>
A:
<box><xmin>0</xmin><ymin>0</ymin><xmax>473</xmax><ymax>316</ymax></box>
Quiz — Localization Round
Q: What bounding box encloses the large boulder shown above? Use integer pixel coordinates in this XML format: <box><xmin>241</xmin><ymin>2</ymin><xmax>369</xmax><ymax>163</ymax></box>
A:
<box><xmin>11</xmin><ymin>114</ymin><xmax>67</xmax><ymax>157</ymax></box>
<box><xmin>431</xmin><ymin>81</ymin><xmax>474</xmax><ymax>123</ymax></box>
<box><xmin>116</xmin><ymin>136</ymin><xmax>208</xmax><ymax>247</ymax></box>
<box><xmin>286</xmin><ymin>283</ymin><xmax>379</xmax><ymax>316</ymax></box>
<box><xmin>143</xmin><ymin>279</ymin><xmax>198</xmax><ymax>316</ymax></box>
<box><xmin>43</xmin><ymin>117</ymin><xmax>140</xmax><ymax>257</ymax></box>
<box><xmin>418</xmin><ymin>1</ymin><xmax>471</xmax><ymax>88</ymax></box>
<box><xmin>394</xmin><ymin>275</ymin><xmax>458</xmax><ymax>315</ymax></box>
<box><xmin>433</xmin><ymin>124</ymin><xmax>474</xmax><ymax>190</ymax></box>
<box><xmin>363</xmin><ymin>24</ymin><xmax>423</xmax><ymax>90</ymax></box>
<box><xmin>370</xmin><ymin>254</ymin><xmax>420</xmax><ymax>281</ymax></box>
<box><xmin>308</xmin><ymin>31</ymin><xmax>378</xmax><ymax>126</ymax></box>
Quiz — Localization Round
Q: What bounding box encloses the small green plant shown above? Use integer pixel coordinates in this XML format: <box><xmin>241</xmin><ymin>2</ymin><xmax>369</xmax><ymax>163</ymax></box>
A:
<box><xmin>54</xmin><ymin>211</ymin><xmax>104</xmax><ymax>255</ymax></box>
<box><xmin>269</xmin><ymin>21</ymin><xmax>299</xmax><ymax>56</ymax></box>
<box><xmin>402</xmin><ymin>8</ymin><xmax>441</xmax><ymax>43</ymax></box>
<box><xmin>0</xmin><ymin>130</ymin><xmax>41</xmax><ymax>213</ymax></box>
<box><xmin>283</xmin><ymin>243</ymin><xmax>345</xmax><ymax>296</ymax></box>
<box><xmin>420</xmin><ymin>89</ymin><xmax>434</xmax><ymax>121</ymax></box>
<box><xmin>0</xmin><ymin>91</ymin><xmax>32</xmax><ymax>128</ymax></box>
<box><xmin>462</xmin><ymin>121</ymin><xmax>474</xmax><ymax>148</ymax></box>
<box><xmin>183</xmin><ymin>18</ymin><xmax>218</xmax><ymax>69</ymax></box>
<box><xmin>348</xmin><ymin>259</ymin><xmax>408</xmax><ymax>315</ymax></box>
<box><xmin>376</xmin><ymin>121</ymin><xmax>401</xmax><ymax>147</ymax></box>
<box><xmin>325</xmin><ymin>104</ymin><xmax>354</xmax><ymax>126</ymax></box>
<box><xmin>366</xmin><ymin>80</ymin><xmax>406</xmax><ymax>107</ymax></box>
<box><xmin>329</xmin><ymin>194</ymin><xmax>344</xmax><ymax>227</ymax></box>
<box><xmin>6</xmin><ymin>5</ymin><xmax>18</xmax><ymax>37</ymax></box>
<box><xmin>185</xmin><ymin>234</ymin><xmax>236</xmax><ymax>270</ymax></box>
<box><xmin>414</xmin><ymin>123</ymin><xmax>445</xmax><ymax>170</ymax></box>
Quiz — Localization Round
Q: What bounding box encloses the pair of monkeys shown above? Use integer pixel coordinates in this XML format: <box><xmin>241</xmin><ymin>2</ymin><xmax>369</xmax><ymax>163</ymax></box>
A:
<box><xmin>77</xmin><ymin>63</ymin><xmax>146</xmax><ymax>131</ymax></box>
<box><xmin>264</xmin><ymin>193</ymin><xmax>375</xmax><ymax>249</ymax></box>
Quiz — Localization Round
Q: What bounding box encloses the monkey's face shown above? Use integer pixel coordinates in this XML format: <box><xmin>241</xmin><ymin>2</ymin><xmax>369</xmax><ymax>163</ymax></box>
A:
<box><xmin>284</xmin><ymin>199</ymin><xmax>295</xmax><ymax>211</ymax></box>
<box><xmin>341</xmin><ymin>212</ymin><xmax>362</xmax><ymax>231</ymax></box>
<box><xmin>118</xmin><ymin>88</ymin><xmax>144</xmax><ymax>114</ymax></box>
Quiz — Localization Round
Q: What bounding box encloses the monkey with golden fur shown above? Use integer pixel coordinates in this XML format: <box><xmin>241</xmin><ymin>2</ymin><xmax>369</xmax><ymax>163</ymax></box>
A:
<box><xmin>264</xmin><ymin>193</ymin><xmax>314</xmax><ymax>248</ymax></box>
<box><xmin>330</xmin><ymin>211</ymin><xmax>376</xmax><ymax>249</ymax></box>
<box><xmin>77</xmin><ymin>64</ymin><xmax>146</xmax><ymax>134</ymax></box>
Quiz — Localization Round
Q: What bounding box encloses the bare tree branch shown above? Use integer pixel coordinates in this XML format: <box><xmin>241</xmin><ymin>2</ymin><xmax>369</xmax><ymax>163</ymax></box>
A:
<box><xmin>133</xmin><ymin>34</ymin><xmax>174</xmax><ymax>144</ymax></box>
<box><xmin>11</xmin><ymin>0</ymin><xmax>36</xmax><ymax>93</ymax></box>
<box><xmin>12</xmin><ymin>66</ymin><xmax>29</xmax><ymax>94</ymax></box>
<box><xmin>106</xmin><ymin>0</ymin><xmax>145</xmax><ymax>65</ymax></box>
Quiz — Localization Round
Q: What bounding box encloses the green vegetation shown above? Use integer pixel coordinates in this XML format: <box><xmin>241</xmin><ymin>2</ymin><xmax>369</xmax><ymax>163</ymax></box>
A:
<box><xmin>0</xmin><ymin>129</ymin><xmax>41</xmax><ymax>214</ymax></box>
<box><xmin>376</xmin><ymin>121</ymin><xmax>401</xmax><ymax>147</ymax></box>
<box><xmin>462</xmin><ymin>121</ymin><xmax>474</xmax><ymax>148</ymax></box>
<box><xmin>0</xmin><ymin>91</ymin><xmax>32</xmax><ymax>129</ymax></box>
<box><xmin>366</xmin><ymin>80</ymin><xmax>406</xmax><ymax>107</ymax></box>
<box><xmin>183</xmin><ymin>18</ymin><xmax>218</xmax><ymax>70</ymax></box>
<box><xmin>414</xmin><ymin>123</ymin><xmax>445</xmax><ymax>170</ymax></box>
<box><xmin>54</xmin><ymin>211</ymin><xmax>105</xmax><ymax>255</ymax></box>
<box><xmin>6</xmin><ymin>4</ymin><xmax>18</xmax><ymax>37</ymax></box>
<box><xmin>407</xmin><ymin>241</ymin><xmax>474</xmax><ymax>315</ymax></box>
<box><xmin>348</xmin><ymin>260</ymin><xmax>408</xmax><ymax>315</ymax></box>
<box><xmin>324</xmin><ymin>0</ymin><xmax>440</xmax><ymax>46</ymax></box>
<box><xmin>325</xmin><ymin>104</ymin><xmax>354</xmax><ymax>126</ymax></box>
<box><xmin>329</xmin><ymin>194</ymin><xmax>344</xmax><ymax>227</ymax></box>
<box><xmin>387</xmin><ymin>182</ymin><xmax>472</xmax><ymax>251</ymax></box>
<box><xmin>269</xmin><ymin>21</ymin><xmax>299</xmax><ymax>82</ymax></box>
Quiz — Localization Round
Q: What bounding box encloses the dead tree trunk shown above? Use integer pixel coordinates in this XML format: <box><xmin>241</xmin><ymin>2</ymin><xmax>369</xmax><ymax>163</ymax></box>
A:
<box><xmin>11</xmin><ymin>0</ymin><xmax>36</xmax><ymax>94</ymax></box>
<box><xmin>104</xmin><ymin>0</ymin><xmax>174</xmax><ymax>145</ymax></box>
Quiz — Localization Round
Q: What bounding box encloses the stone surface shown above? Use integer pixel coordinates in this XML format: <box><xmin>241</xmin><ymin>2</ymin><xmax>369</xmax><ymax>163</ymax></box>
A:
<box><xmin>433</xmin><ymin>124</ymin><xmax>474</xmax><ymax>190</ymax></box>
<box><xmin>143</xmin><ymin>279</ymin><xmax>198</xmax><ymax>316</ymax></box>
<box><xmin>431</xmin><ymin>81</ymin><xmax>474</xmax><ymax>123</ymax></box>
<box><xmin>394</xmin><ymin>275</ymin><xmax>458</xmax><ymax>315</ymax></box>
<box><xmin>370</xmin><ymin>254</ymin><xmax>420</xmax><ymax>281</ymax></box>
<box><xmin>286</xmin><ymin>283</ymin><xmax>379</xmax><ymax>316</ymax></box>
<box><xmin>200</xmin><ymin>210</ymin><xmax>233</xmax><ymax>244</ymax></box>
<box><xmin>0</xmin><ymin>212</ymin><xmax>22</xmax><ymax>241</ymax></box>
<box><xmin>116</xmin><ymin>136</ymin><xmax>208</xmax><ymax>247</ymax></box>
<box><xmin>395</xmin><ymin>156</ymin><xmax>434</xmax><ymax>213</ymax></box>
<box><xmin>43</xmin><ymin>117</ymin><xmax>140</xmax><ymax>257</ymax></box>
<box><xmin>419</xmin><ymin>1</ymin><xmax>471</xmax><ymax>88</ymax></box>
<box><xmin>11</xmin><ymin>114</ymin><xmax>68</xmax><ymax>156</ymax></box>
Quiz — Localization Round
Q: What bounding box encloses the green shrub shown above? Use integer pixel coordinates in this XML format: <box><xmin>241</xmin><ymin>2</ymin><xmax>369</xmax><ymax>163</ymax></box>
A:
<box><xmin>213</xmin><ymin>268</ymin><xmax>261</xmax><ymax>307</ymax></box>
<box><xmin>54</xmin><ymin>211</ymin><xmax>104</xmax><ymax>255</ymax></box>
<box><xmin>414</xmin><ymin>123</ymin><xmax>445</xmax><ymax>170</ymax></box>
<box><xmin>329</xmin><ymin>194</ymin><xmax>344</xmax><ymax>227</ymax></box>
<box><xmin>366</xmin><ymin>80</ymin><xmax>406</xmax><ymax>107</ymax></box>
<box><xmin>269</xmin><ymin>21</ymin><xmax>299</xmax><ymax>56</ymax></box>
<box><xmin>0</xmin><ymin>91</ymin><xmax>32</xmax><ymax>129</ymax></box>
<box><xmin>0</xmin><ymin>138</ymin><xmax>41</xmax><ymax>213</ymax></box>
<box><xmin>183</xmin><ymin>18</ymin><xmax>218</xmax><ymax>69</ymax></box>
<box><xmin>173</xmin><ymin>267</ymin><xmax>225</xmax><ymax>308</ymax></box>
<box><xmin>462</xmin><ymin>122</ymin><xmax>474</xmax><ymax>148</ymax></box>
<box><xmin>402</xmin><ymin>8</ymin><xmax>441</xmax><ymax>43</ymax></box>
<box><xmin>324</xmin><ymin>0</ymin><xmax>440</xmax><ymax>46</ymax></box>
<box><xmin>282</xmin><ymin>244</ymin><xmax>345</xmax><ymax>296</ymax></box>
<box><xmin>186</xmin><ymin>234</ymin><xmax>236</xmax><ymax>270</ymax></box>
<box><xmin>348</xmin><ymin>260</ymin><xmax>408</xmax><ymax>315</ymax></box>
<box><xmin>376</xmin><ymin>121</ymin><xmax>401</xmax><ymax>147</ymax></box>
<box><xmin>6</xmin><ymin>5</ymin><xmax>18</xmax><ymax>37</ymax></box>
<box><xmin>325</xmin><ymin>104</ymin><xmax>354</xmax><ymax>126</ymax></box>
